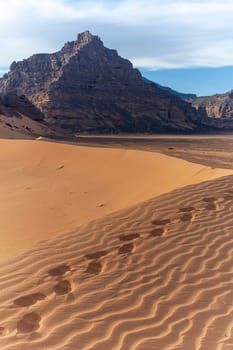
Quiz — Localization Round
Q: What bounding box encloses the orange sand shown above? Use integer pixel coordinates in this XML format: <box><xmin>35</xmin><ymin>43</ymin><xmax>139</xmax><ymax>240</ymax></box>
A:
<box><xmin>0</xmin><ymin>138</ymin><xmax>233</xmax><ymax>349</ymax></box>
<box><xmin>1</xmin><ymin>173</ymin><xmax>233</xmax><ymax>349</ymax></box>
<box><xmin>0</xmin><ymin>139</ymin><xmax>232</xmax><ymax>259</ymax></box>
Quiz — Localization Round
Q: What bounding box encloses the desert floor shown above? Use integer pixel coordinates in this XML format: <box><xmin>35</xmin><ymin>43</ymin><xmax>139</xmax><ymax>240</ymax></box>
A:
<box><xmin>1</xmin><ymin>135</ymin><xmax>233</xmax><ymax>349</ymax></box>
<box><xmin>76</xmin><ymin>133</ymin><xmax>233</xmax><ymax>169</ymax></box>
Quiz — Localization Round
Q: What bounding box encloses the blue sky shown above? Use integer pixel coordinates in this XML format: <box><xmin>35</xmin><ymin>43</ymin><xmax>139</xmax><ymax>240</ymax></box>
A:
<box><xmin>1</xmin><ymin>0</ymin><xmax>233</xmax><ymax>96</ymax></box>
<box><xmin>142</xmin><ymin>67</ymin><xmax>233</xmax><ymax>97</ymax></box>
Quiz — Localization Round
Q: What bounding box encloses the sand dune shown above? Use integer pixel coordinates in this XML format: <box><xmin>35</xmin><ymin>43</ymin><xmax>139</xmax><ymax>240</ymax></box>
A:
<box><xmin>0</xmin><ymin>139</ymin><xmax>232</xmax><ymax>259</ymax></box>
<box><xmin>1</xmin><ymin>138</ymin><xmax>233</xmax><ymax>349</ymax></box>
<box><xmin>1</xmin><ymin>174</ymin><xmax>233</xmax><ymax>349</ymax></box>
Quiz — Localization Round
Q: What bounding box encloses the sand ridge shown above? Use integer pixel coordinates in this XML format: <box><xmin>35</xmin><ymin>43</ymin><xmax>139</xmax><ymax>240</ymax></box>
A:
<box><xmin>0</xmin><ymin>139</ymin><xmax>232</xmax><ymax>259</ymax></box>
<box><xmin>1</xmin><ymin>175</ymin><xmax>233</xmax><ymax>348</ymax></box>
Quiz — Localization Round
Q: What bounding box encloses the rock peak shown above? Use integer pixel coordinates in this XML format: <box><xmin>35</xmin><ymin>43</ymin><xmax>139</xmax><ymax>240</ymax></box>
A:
<box><xmin>76</xmin><ymin>30</ymin><xmax>101</xmax><ymax>45</ymax></box>
<box><xmin>0</xmin><ymin>31</ymin><xmax>201</xmax><ymax>133</ymax></box>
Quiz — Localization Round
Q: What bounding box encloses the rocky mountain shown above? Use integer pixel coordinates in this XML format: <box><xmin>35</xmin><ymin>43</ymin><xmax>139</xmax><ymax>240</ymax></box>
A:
<box><xmin>0</xmin><ymin>31</ymin><xmax>203</xmax><ymax>133</ymax></box>
<box><xmin>190</xmin><ymin>91</ymin><xmax>233</xmax><ymax>120</ymax></box>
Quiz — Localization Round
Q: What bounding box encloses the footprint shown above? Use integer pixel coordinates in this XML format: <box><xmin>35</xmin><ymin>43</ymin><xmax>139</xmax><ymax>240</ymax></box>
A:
<box><xmin>202</xmin><ymin>197</ymin><xmax>218</xmax><ymax>211</ymax></box>
<box><xmin>97</xmin><ymin>203</ymin><xmax>105</xmax><ymax>208</ymax></box>
<box><xmin>119</xmin><ymin>233</ymin><xmax>140</xmax><ymax>241</ymax></box>
<box><xmin>17</xmin><ymin>312</ymin><xmax>41</xmax><ymax>334</ymax></box>
<box><xmin>179</xmin><ymin>207</ymin><xmax>195</xmax><ymax>212</ymax></box>
<box><xmin>151</xmin><ymin>219</ymin><xmax>170</xmax><ymax>226</ymax></box>
<box><xmin>205</xmin><ymin>203</ymin><xmax>217</xmax><ymax>211</ymax></box>
<box><xmin>48</xmin><ymin>264</ymin><xmax>70</xmax><ymax>277</ymax></box>
<box><xmin>14</xmin><ymin>292</ymin><xmax>46</xmax><ymax>307</ymax></box>
<box><xmin>85</xmin><ymin>251</ymin><xmax>107</xmax><ymax>260</ymax></box>
<box><xmin>118</xmin><ymin>243</ymin><xmax>134</xmax><ymax>255</ymax></box>
<box><xmin>86</xmin><ymin>261</ymin><xmax>102</xmax><ymax>275</ymax></box>
<box><xmin>53</xmin><ymin>280</ymin><xmax>72</xmax><ymax>295</ymax></box>
<box><xmin>179</xmin><ymin>213</ymin><xmax>194</xmax><ymax>222</ymax></box>
<box><xmin>149</xmin><ymin>227</ymin><xmax>166</xmax><ymax>238</ymax></box>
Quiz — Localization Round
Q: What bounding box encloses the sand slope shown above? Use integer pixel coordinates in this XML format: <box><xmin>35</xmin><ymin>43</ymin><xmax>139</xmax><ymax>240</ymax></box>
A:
<box><xmin>0</xmin><ymin>114</ymin><xmax>61</xmax><ymax>139</ymax></box>
<box><xmin>0</xmin><ymin>140</ymin><xmax>232</xmax><ymax>259</ymax></box>
<box><xmin>1</xmin><ymin>175</ymin><xmax>233</xmax><ymax>349</ymax></box>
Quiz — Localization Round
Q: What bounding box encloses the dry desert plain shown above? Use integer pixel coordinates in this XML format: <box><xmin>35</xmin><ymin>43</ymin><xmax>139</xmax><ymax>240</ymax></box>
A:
<box><xmin>1</xmin><ymin>134</ymin><xmax>233</xmax><ymax>349</ymax></box>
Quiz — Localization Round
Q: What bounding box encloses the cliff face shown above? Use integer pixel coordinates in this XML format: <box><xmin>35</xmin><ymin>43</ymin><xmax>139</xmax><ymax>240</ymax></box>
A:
<box><xmin>190</xmin><ymin>91</ymin><xmax>233</xmax><ymax>120</ymax></box>
<box><xmin>0</xmin><ymin>31</ymin><xmax>201</xmax><ymax>133</ymax></box>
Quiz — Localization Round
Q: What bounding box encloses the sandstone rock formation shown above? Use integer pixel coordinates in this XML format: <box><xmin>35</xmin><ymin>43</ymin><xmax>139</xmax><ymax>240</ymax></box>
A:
<box><xmin>190</xmin><ymin>91</ymin><xmax>233</xmax><ymax>120</ymax></box>
<box><xmin>0</xmin><ymin>31</ymin><xmax>201</xmax><ymax>133</ymax></box>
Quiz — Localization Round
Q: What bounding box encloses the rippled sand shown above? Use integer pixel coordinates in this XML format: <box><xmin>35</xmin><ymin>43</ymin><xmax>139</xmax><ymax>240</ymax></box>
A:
<box><xmin>0</xmin><ymin>138</ymin><xmax>233</xmax><ymax>349</ymax></box>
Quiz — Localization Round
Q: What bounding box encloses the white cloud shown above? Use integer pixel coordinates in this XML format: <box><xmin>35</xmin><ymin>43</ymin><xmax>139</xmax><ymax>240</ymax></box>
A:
<box><xmin>131</xmin><ymin>58</ymin><xmax>185</xmax><ymax>70</ymax></box>
<box><xmin>1</xmin><ymin>0</ymin><xmax>233</xmax><ymax>70</ymax></box>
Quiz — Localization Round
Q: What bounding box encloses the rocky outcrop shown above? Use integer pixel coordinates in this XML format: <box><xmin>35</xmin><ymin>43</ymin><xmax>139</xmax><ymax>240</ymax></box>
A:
<box><xmin>190</xmin><ymin>91</ymin><xmax>233</xmax><ymax>120</ymax></box>
<box><xmin>0</xmin><ymin>31</ymin><xmax>202</xmax><ymax>133</ymax></box>
<box><xmin>0</xmin><ymin>92</ymin><xmax>44</xmax><ymax>121</ymax></box>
